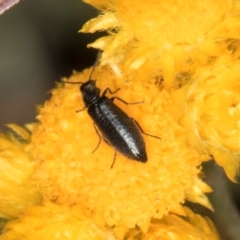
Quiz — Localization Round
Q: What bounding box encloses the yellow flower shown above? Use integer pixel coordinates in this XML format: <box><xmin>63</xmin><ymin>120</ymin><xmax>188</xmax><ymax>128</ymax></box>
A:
<box><xmin>129</xmin><ymin>207</ymin><xmax>220</xmax><ymax>240</ymax></box>
<box><xmin>3</xmin><ymin>0</ymin><xmax>240</xmax><ymax>238</ymax></box>
<box><xmin>28</xmin><ymin>66</ymin><xmax>211</xmax><ymax>230</ymax></box>
<box><xmin>0</xmin><ymin>201</ymin><xmax>114</xmax><ymax>240</ymax></box>
<box><xmin>82</xmin><ymin>0</ymin><xmax>240</xmax><ymax>180</ymax></box>
<box><xmin>0</xmin><ymin>124</ymin><xmax>42</xmax><ymax>219</ymax></box>
<box><xmin>0</xmin><ymin>202</ymin><xmax>219</xmax><ymax>240</ymax></box>
<box><xmin>82</xmin><ymin>0</ymin><xmax>239</xmax><ymax>87</ymax></box>
<box><xmin>181</xmin><ymin>55</ymin><xmax>240</xmax><ymax>181</ymax></box>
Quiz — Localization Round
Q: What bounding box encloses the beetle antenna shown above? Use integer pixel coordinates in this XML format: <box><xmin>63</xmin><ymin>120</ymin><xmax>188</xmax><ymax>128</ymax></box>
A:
<box><xmin>62</xmin><ymin>51</ymin><xmax>103</xmax><ymax>85</ymax></box>
<box><xmin>88</xmin><ymin>50</ymin><xmax>102</xmax><ymax>80</ymax></box>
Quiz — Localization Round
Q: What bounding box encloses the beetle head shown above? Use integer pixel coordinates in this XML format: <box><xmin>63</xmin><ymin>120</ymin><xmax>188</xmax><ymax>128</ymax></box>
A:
<box><xmin>80</xmin><ymin>80</ymin><xmax>101</xmax><ymax>107</ymax></box>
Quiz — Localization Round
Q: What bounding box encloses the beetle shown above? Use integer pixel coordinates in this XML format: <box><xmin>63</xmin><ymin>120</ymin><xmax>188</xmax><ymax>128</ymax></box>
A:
<box><xmin>63</xmin><ymin>53</ymin><xmax>161</xmax><ymax>168</ymax></box>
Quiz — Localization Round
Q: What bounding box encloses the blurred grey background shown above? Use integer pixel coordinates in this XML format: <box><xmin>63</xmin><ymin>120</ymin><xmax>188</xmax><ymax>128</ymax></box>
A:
<box><xmin>0</xmin><ymin>0</ymin><xmax>100</xmax><ymax>126</ymax></box>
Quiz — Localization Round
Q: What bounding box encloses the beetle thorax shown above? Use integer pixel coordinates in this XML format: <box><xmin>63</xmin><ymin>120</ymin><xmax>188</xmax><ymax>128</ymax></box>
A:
<box><xmin>80</xmin><ymin>80</ymin><xmax>101</xmax><ymax>107</ymax></box>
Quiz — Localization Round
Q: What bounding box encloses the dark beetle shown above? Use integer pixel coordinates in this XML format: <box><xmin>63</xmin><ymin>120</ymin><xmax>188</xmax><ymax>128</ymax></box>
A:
<box><xmin>64</xmin><ymin>54</ymin><xmax>160</xmax><ymax>167</ymax></box>
<box><xmin>81</xmin><ymin>80</ymin><xmax>148</xmax><ymax>164</ymax></box>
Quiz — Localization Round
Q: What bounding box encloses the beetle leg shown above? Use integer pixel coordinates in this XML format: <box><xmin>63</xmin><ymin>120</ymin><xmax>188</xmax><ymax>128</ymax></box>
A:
<box><xmin>92</xmin><ymin>124</ymin><xmax>102</xmax><ymax>154</ymax></box>
<box><xmin>102</xmin><ymin>87</ymin><xmax>121</xmax><ymax>96</ymax></box>
<box><xmin>103</xmin><ymin>87</ymin><xmax>143</xmax><ymax>105</ymax></box>
<box><xmin>110</xmin><ymin>151</ymin><xmax>117</xmax><ymax>169</ymax></box>
<box><xmin>131</xmin><ymin>118</ymin><xmax>161</xmax><ymax>140</ymax></box>
<box><xmin>76</xmin><ymin>107</ymin><xmax>87</xmax><ymax>113</ymax></box>
<box><xmin>110</xmin><ymin>96</ymin><xmax>143</xmax><ymax>105</ymax></box>
<box><xmin>91</xmin><ymin>124</ymin><xmax>117</xmax><ymax>169</ymax></box>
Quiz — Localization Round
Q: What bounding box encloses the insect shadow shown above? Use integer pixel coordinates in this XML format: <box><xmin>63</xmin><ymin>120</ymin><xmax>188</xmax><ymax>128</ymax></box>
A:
<box><xmin>63</xmin><ymin>53</ymin><xmax>161</xmax><ymax>168</ymax></box>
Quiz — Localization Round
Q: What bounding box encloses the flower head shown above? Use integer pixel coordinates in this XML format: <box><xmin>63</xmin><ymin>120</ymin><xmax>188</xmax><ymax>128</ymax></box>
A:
<box><xmin>1</xmin><ymin>0</ymin><xmax>239</xmax><ymax>238</ymax></box>
<box><xmin>29</xmin><ymin>66</ymin><xmax>211</xmax><ymax>229</ymax></box>
<box><xmin>0</xmin><ymin>124</ymin><xmax>42</xmax><ymax>219</ymax></box>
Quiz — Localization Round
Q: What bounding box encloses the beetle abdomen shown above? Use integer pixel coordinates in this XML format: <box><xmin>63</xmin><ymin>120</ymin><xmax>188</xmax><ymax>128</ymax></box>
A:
<box><xmin>88</xmin><ymin>97</ymin><xmax>147</xmax><ymax>162</ymax></box>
